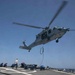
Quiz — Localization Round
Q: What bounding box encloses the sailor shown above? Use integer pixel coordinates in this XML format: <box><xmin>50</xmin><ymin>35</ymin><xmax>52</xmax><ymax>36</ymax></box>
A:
<box><xmin>15</xmin><ymin>58</ymin><xmax>18</xmax><ymax>69</ymax></box>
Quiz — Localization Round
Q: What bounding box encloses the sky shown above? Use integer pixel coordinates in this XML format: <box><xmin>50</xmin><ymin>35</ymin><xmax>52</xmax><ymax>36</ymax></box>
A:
<box><xmin>0</xmin><ymin>0</ymin><xmax>75</xmax><ymax>68</ymax></box>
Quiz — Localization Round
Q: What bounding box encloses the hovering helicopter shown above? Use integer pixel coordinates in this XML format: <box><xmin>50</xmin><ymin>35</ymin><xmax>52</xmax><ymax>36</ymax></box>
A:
<box><xmin>13</xmin><ymin>1</ymin><xmax>75</xmax><ymax>52</ymax></box>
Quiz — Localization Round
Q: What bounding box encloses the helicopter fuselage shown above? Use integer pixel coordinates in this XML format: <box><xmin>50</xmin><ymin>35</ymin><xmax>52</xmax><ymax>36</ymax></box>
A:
<box><xmin>22</xmin><ymin>27</ymin><xmax>69</xmax><ymax>51</ymax></box>
<box><xmin>19</xmin><ymin>27</ymin><xmax>69</xmax><ymax>51</ymax></box>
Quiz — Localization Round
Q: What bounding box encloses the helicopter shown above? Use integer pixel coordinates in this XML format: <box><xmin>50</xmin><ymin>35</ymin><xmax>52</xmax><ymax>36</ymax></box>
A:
<box><xmin>13</xmin><ymin>1</ymin><xmax>75</xmax><ymax>52</ymax></box>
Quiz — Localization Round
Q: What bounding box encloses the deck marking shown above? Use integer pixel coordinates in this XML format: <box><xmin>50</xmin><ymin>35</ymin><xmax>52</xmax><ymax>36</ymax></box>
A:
<box><xmin>53</xmin><ymin>70</ymin><xmax>75</xmax><ymax>75</ymax></box>
<box><xmin>0</xmin><ymin>67</ymin><xmax>32</xmax><ymax>75</ymax></box>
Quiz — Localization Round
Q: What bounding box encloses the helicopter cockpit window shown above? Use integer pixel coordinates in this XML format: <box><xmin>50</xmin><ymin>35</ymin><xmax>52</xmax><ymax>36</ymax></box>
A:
<box><xmin>41</xmin><ymin>32</ymin><xmax>47</xmax><ymax>40</ymax></box>
<box><xmin>36</xmin><ymin>36</ymin><xmax>38</xmax><ymax>39</ymax></box>
<box><xmin>36</xmin><ymin>34</ymin><xmax>40</xmax><ymax>39</ymax></box>
<box><xmin>48</xmin><ymin>29</ymin><xmax>51</xmax><ymax>34</ymax></box>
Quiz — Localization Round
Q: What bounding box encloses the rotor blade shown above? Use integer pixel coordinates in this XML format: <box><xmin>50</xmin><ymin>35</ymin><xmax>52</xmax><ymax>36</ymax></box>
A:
<box><xmin>13</xmin><ymin>22</ymin><xmax>45</xmax><ymax>29</ymax></box>
<box><xmin>66</xmin><ymin>28</ymin><xmax>75</xmax><ymax>31</ymax></box>
<box><xmin>48</xmin><ymin>1</ymin><xmax>68</xmax><ymax>27</ymax></box>
<box><xmin>69</xmin><ymin>29</ymin><xmax>75</xmax><ymax>31</ymax></box>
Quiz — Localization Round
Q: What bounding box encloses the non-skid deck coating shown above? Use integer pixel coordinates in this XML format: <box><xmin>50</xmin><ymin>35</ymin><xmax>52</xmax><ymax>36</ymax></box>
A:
<box><xmin>0</xmin><ymin>67</ymin><xmax>75</xmax><ymax>75</ymax></box>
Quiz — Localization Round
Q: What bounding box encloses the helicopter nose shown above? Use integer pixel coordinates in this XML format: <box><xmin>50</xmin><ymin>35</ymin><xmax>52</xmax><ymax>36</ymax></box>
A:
<box><xmin>66</xmin><ymin>28</ymin><xmax>70</xmax><ymax>31</ymax></box>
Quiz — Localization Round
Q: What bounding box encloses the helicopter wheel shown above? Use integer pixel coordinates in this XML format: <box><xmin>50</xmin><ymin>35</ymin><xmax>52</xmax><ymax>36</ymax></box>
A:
<box><xmin>56</xmin><ymin>39</ymin><xmax>59</xmax><ymax>43</ymax></box>
<box><xmin>28</xmin><ymin>50</ymin><xmax>30</xmax><ymax>52</ymax></box>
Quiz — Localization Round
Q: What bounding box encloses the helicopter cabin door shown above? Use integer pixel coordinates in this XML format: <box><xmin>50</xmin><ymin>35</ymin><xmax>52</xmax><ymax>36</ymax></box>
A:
<box><xmin>41</xmin><ymin>31</ymin><xmax>47</xmax><ymax>40</ymax></box>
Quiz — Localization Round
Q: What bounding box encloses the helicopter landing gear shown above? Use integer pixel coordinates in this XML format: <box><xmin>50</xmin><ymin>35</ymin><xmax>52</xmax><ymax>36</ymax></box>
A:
<box><xmin>28</xmin><ymin>50</ymin><xmax>30</xmax><ymax>52</ymax></box>
<box><xmin>56</xmin><ymin>39</ymin><xmax>59</xmax><ymax>43</ymax></box>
